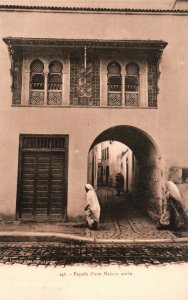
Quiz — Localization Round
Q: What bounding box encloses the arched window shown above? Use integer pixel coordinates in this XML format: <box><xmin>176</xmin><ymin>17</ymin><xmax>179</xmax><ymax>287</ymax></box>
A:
<box><xmin>30</xmin><ymin>60</ymin><xmax>44</xmax><ymax>105</ymax></box>
<box><xmin>47</xmin><ymin>60</ymin><xmax>63</xmax><ymax>105</ymax></box>
<box><xmin>107</xmin><ymin>62</ymin><xmax>122</xmax><ymax>106</ymax></box>
<box><xmin>125</xmin><ymin>62</ymin><xmax>140</xmax><ymax>106</ymax></box>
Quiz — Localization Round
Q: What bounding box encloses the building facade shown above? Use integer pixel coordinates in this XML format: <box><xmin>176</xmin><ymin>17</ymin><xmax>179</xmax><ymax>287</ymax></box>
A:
<box><xmin>0</xmin><ymin>1</ymin><xmax>188</xmax><ymax>222</ymax></box>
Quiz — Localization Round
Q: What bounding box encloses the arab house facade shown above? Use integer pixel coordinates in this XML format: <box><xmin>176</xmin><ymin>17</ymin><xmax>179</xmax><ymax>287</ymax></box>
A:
<box><xmin>0</xmin><ymin>2</ymin><xmax>188</xmax><ymax>222</ymax></box>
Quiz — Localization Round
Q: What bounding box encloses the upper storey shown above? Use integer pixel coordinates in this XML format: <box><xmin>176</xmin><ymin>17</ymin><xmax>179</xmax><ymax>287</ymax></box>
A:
<box><xmin>3</xmin><ymin>38</ymin><xmax>167</xmax><ymax>108</ymax></box>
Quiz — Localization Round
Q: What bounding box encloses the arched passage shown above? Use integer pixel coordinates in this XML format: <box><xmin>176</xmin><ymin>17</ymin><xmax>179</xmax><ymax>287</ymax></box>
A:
<box><xmin>88</xmin><ymin>125</ymin><xmax>163</xmax><ymax>219</ymax></box>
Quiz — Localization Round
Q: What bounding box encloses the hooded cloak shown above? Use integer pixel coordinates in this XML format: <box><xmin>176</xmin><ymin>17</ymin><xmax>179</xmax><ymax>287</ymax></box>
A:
<box><xmin>85</xmin><ymin>184</ymin><xmax>100</xmax><ymax>222</ymax></box>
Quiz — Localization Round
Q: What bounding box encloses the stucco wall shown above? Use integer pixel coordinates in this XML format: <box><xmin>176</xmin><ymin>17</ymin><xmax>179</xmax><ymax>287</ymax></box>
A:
<box><xmin>0</xmin><ymin>10</ymin><xmax>188</xmax><ymax>219</ymax></box>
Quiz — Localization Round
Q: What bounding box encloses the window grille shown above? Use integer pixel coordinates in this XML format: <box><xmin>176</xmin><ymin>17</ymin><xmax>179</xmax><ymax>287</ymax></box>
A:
<box><xmin>21</xmin><ymin>136</ymin><xmax>66</xmax><ymax>150</ymax></box>
<box><xmin>47</xmin><ymin>60</ymin><xmax>62</xmax><ymax>105</ymax></box>
<box><xmin>108</xmin><ymin>62</ymin><xmax>121</xmax><ymax>75</ymax></box>
<box><xmin>49</xmin><ymin>60</ymin><xmax>63</xmax><ymax>73</ymax></box>
<box><xmin>30</xmin><ymin>60</ymin><xmax>44</xmax><ymax>105</ymax></box>
<box><xmin>107</xmin><ymin>62</ymin><xmax>122</xmax><ymax>106</ymax></box>
<box><xmin>125</xmin><ymin>62</ymin><xmax>140</xmax><ymax>107</ymax></box>
<box><xmin>31</xmin><ymin>60</ymin><xmax>44</xmax><ymax>73</ymax></box>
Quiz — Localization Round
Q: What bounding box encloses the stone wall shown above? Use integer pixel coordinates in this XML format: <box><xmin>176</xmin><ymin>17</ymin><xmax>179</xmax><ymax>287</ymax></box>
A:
<box><xmin>179</xmin><ymin>183</ymin><xmax>188</xmax><ymax>216</ymax></box>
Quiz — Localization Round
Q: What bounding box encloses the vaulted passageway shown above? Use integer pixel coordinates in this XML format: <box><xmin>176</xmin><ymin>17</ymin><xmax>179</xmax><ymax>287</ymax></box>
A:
<box><xmin>88</xmin><ymin>125</ymin><xmax>163</xmax><ymax>219</ymax></box>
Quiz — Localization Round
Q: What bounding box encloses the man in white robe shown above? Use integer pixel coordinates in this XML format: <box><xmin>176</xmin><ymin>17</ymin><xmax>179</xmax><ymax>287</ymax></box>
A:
<box><xmin>85</xmin><ymin>184</ymin><xmax>100</xmax><ymax>230</ymax></box>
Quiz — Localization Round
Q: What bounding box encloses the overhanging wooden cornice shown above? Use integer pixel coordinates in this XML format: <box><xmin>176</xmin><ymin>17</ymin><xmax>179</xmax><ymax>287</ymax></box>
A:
<box><xmin>3</xmin><ymin>37</ymin><xmax>168</xmax><ymax>52</ymax></box>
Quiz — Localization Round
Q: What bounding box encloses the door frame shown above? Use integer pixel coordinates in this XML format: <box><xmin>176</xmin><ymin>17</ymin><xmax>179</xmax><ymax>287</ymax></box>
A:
<box><xmin>16</xmin><ymin>134</ymin><xmax>69</xmax><ymax>221</ymax></box>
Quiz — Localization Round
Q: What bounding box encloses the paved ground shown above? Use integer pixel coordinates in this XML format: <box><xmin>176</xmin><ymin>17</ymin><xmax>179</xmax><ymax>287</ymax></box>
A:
<box><xmin>86</xmin><ymin>187</ymin><xmax>176</xmax><ymax>240</ymax></box>
<box><xmin>0</xmin><ymin>241</ymin><xmax>188</xmax><ymax>267</ymax></box>
<box><xmin>0</xmin><ymin>187</ymin><xmax>188</xmax><ymax>267</ymax></box>
<box><xmin>0</xmin><ymin>186</ymin><xmax>187</xmax><ymax>241</ymax></box>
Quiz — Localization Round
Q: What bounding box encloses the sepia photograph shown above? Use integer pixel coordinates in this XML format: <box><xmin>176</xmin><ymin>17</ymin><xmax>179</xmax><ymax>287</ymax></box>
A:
<box><xmin>0</xmin><ymin>0</ymin><xmax>188</xmax><ymax>299</ymax></box>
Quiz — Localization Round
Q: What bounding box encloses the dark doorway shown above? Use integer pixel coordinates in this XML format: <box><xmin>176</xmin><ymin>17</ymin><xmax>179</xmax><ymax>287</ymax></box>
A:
<box><xmin>106</xmin><ymin>165</ymin><xmax>110</xmax><ymax>186</ymax></box>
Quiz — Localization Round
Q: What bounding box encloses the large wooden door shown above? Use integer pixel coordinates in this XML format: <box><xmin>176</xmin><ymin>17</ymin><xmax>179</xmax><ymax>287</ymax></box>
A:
<box><xmin>17</xmin><ymin>135</ymin><xmax>68</xmax><ymax>221</ymax></box>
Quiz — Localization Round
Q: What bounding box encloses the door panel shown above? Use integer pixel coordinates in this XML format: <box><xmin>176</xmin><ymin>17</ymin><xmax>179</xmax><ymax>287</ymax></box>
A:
<box><xmin>19</xmin><ymin>151</ymin><xmax>67</xmax><ymax>221</ymax></box>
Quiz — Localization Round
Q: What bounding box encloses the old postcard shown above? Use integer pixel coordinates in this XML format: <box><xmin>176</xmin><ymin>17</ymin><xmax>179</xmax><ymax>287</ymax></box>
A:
<box><xmin>0</xmin><ymin>1</ymin><xmax>188</xmax><ymax>299</ymax></box>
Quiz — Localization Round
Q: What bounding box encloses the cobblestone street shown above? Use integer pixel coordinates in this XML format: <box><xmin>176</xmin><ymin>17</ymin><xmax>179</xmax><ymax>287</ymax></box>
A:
<box><xmin>0</xmin><ymin>187</ymin><xmax>188</xmax><ymax>267</ymax></box>
<box><xmin>0</xmin><ymin>186</ymin><xmax>186</xmax><ymax>241</ymax></box>
<box><xmin>0</xmin><ymin>241</ymin><xmax>188</xmax><ymax>267</ymax></box>
<box><xmin>86</xmin><ymin>187</ymin><xmax>176</xmax><ymax>240</ymax></box>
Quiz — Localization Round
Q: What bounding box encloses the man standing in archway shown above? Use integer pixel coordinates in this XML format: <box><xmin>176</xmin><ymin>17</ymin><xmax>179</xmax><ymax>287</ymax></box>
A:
<box><xmin>115</xmin><ymin>172</ymin><xmax>124</xmax><ymax>196</ymax></box>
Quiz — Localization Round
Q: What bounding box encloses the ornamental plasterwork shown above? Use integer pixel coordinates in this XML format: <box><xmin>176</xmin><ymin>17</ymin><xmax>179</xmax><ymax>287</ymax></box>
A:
<box><xmin>3</xmin><ymin>38</ymin><xmax>167</xmax><ymax>108</ymax></box>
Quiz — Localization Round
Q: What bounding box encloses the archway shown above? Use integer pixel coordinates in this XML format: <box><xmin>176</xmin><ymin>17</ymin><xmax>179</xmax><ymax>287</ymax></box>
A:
<box><xmin>88</xmin><ymin>125</ymin><xmax>163</xmax><ymax>219</ymax></box>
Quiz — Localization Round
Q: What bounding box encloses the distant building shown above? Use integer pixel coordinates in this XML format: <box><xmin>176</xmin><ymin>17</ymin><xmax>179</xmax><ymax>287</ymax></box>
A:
<box><xmin>88</xmin><ymin>141</ymin><xmax>136</xmax><ymax>193</ymax></box>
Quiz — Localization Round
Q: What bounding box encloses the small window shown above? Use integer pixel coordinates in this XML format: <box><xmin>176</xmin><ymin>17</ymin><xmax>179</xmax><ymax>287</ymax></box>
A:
<box><xmin>48</xmin><ymin>60</ymin><xmax>63</xmax><ymax>105</ymax></box>
<box><xmin>107</xmin><ymin>62</ymin><xmax>122</xmax><ymax>106</ymax></box>
<box><xmin>125</xmin><ymin>62</ymin><xmax>140</xmax><ymax>107</ymax></box>
<box><xmin>30</xmin><ymin>60</ymin><xmax>44</xmax><ymax>105</ymax></box>
<box><xmin>107</xmin><ymin>147</ymin><xmax>109</xmax><ymax>159</ymax></box>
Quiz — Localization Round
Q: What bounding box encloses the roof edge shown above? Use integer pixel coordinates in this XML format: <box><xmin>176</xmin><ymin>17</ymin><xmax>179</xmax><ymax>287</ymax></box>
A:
<box><xmin>0</xmin><ymin>5</ymin><xmax>188</xmax><ymax>14</ymax></box>
<box><xmin>3</xmin><ymin>37</ymin><xmax>168</xmax><ymax>50</ymax></box>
